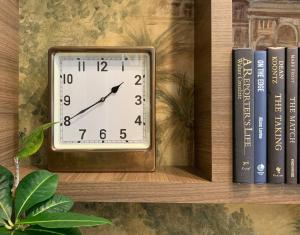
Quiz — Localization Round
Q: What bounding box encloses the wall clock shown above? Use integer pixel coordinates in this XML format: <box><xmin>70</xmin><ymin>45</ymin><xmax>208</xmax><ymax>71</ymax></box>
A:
<box><xmin>47</xmin><ymin>47</ymin><xmax>155</xmax><ymax>172</ymax></box>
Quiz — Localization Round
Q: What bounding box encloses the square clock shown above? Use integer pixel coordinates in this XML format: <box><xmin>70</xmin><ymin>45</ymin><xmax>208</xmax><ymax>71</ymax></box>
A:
<box><xmin>47</xmin><ymin>47</ymin><xmax>155</xmax><ymax>172</ymax></box>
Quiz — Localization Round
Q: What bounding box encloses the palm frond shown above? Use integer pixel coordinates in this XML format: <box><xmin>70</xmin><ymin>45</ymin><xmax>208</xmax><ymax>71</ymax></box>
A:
<box><xmin>123</xmin><ymin>22</ymin><xmax>191</xmax><ymax>69</ymax></box>
<box><xmin>156</xmin><ymin>73</ymin><xmax>194</xmax><ymax>164</ymax></box>
<box><xmin>294</xmin><ymin>219</ymin><xmax>300</xmax><ymax>232</ymax></box>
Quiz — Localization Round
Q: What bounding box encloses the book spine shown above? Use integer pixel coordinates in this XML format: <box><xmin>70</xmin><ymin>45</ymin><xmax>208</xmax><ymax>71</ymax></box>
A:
<box><xmin>254</xmin><ymin>51</ymin><xmax>267</xmax><ymax>184</ymax></box>
<box><xmin>286</xmin><ymin>48</ymin><xmax>298</xmax><ymax>184</ymax></box>
<box><xmin>233</xmin><ymin>49</ymin><xmax>254</xmax><ymax>183</ymax></box>
<box><xmin>267</xmin><ymin>47</ymin><xmax>285</xmax><ymax>184</ymax></box>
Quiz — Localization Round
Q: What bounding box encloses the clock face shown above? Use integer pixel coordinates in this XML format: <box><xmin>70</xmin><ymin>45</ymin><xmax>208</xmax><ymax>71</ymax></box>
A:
<box><xmin>51</xmin><ymin>50</ymin><xmax>153</xmax><ymax>150</ymax></box>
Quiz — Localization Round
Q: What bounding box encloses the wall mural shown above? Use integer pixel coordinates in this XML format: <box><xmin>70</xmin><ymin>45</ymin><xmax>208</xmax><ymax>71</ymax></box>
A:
<box><xmin>19</xmin><ymin>0</ymin><xmax>300</xmax><ymax>234</ymax></box>
<box><xmin>233</xmin><ymin>0</ymin><xmax>300</xmax><ymax>49</ymax></box>
<box><xmin>19</xmin><ymin>0</ymin><xmax>194</xmax><ymax>166</ymax></box>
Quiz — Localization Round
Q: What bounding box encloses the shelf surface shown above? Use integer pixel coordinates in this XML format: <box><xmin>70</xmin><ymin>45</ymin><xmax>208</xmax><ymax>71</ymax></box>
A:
<box><xmin>2</xmin><ymin>0</ymin><xmax>300</xmax><ymax>204</ymax></box>
<box><xmin>15</xmin><ymin>166</ymin><xmax>300</xmax><ymax>204</ymax></box>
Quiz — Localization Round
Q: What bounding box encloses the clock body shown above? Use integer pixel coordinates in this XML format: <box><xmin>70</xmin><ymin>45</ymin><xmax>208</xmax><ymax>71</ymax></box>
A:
<box><xmin>48</xmin><ymin>47</ymin><xmax>155</xmax><ymax>172</ymax></box>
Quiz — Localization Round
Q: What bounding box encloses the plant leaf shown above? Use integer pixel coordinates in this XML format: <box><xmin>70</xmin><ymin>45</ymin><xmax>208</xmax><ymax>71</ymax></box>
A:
<box><xmin>0</xmin><ymin>227</ymin><xmax>27</xmax><ymax>235</ymax></box>
<box><xmin>39</xmin><ymin>122</ymin><xmax>58</xmax><ymax>131</ymax></box>
<box><xmin>27</xmin><ymin>195</ymin><xmax>73</xmax><ymax>218</ymax></box>
<box><xmin>21</xmin><ymin>123</ymin><xmax>57</xmax><ymax>145</ymax></box>
<box><xmin>15</xmin><ymin>170</ymin><xmax>58</xmax><ymax>220</ymax></box>
<box><xmin>17</xmin><ymin>212</ymin><xmax>111</xmax><ymax>228</ymax></box>
<box><xmin>17</xmin><ymin>122</ymin><xmax>57</xmax><ymax>159</ymax></box>
<box><xmin>0</xmin><ymin>228</ymin><xmax>34</xmax><ymax>235</ymax></box>
<box><xmin>0</xmin><ymin>166</ymin><xmax>13</xmax><ymax>222</ymax></box>
<box><xmin>0</xmin><ymin>226</ymin><xmax>76</xmax><ymax>235</ymax></box>
<box><xmin>0</xmin><ymin>227</ymin><xmax>11</xmax><ymax>235</ymax></box>
<box><xmin>17</xmin><ymin>129</ymin><xmax>44</xmax><ymax>159</ymax></box>
<box><xmin>0</xmin><ymin>166</ymin><xmax>14</xmax><ymax>189</ymax></box>
<box><xmin>25</xmin><ymin>226</ymin><xmax>81</xmax><ymax>235</ymax></box>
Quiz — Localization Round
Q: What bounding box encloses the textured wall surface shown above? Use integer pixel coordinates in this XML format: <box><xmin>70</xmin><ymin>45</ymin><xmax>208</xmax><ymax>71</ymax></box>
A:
<box><xmin>19</xmin><ymin>0</ymin><xmax>300</xmax><ymax>234</ymax></box>
<box><xmin>19</xmin><ymin>0</ymin><xmax>194</xmax><ymax>166</ymax></box>
<box><xmin>73</xmin><ymin>203</ymin><xmax>300</xmax><ymax>235</ymax></box>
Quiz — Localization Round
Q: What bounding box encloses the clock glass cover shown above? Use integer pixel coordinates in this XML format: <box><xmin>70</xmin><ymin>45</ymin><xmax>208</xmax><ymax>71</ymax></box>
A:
<box><xmin>50</xmin><ymin>49</ymin><xmax>153</xmax><ymax>150</ymax></box>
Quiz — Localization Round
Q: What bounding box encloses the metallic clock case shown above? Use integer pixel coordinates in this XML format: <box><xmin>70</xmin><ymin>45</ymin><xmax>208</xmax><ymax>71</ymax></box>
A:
<box><xmin>47</xmin><ymin>46</ymin><xmax>156</xmax><ymax>172</ymax></box>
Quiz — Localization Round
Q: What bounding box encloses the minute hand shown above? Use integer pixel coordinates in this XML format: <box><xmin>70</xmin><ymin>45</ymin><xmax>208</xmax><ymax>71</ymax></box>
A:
<box><xmin>70</xmin><ymin>82</ymin><xmax>124</xmax><ymax>120</ymax></box>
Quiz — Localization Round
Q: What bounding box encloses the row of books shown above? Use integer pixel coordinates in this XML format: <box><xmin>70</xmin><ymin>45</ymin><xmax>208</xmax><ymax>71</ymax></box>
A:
<box><xmin>233</xmin><ymin>47</ymin><xmax>298</xmax><ymax>184</ymax></box>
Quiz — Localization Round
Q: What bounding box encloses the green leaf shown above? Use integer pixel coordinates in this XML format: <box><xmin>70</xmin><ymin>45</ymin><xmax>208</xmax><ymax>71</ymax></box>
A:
<box><xmin>0</xmin><ymin>227</ymin><xmax>27</xmax><ymax>235</ymax></box>
<box><xmin>0</xmin><ymin>227</ymin><xmax>11</xmax><ymax>235</ymax></box>
<box><xmin>0</xmin><ymin>166</ymin><xmax>13</xmax><ymax>222</ymax></box>
<box><xmin>25</xmin><ymin>226</ymin><xmax>81</xmax><ymax>235</ymax></box>
<box><xmin>0</xmin><ymin>228</ymin><xmax>32</xmax><ymax>235</ymax></box>
<box><xmin>17</xmin><ymin>128</ymin><xmax>44</xmax><ymax>159</ymax></box>
<box><xmin>17</xmin><ymin>122</ymin><xmax>57</xmax><ymax>159</ymax></box>
<box><xmin>15</xmin><ymin>170</ymin><xmax>58</xmax><ymax>220</ymax></box>
<box><xmin>17</xmin><ymin>212</ymin><xmax>111</xmax><ymax>228</ymax></box>
<box><xmin>0</xmin><ymin>219</ymin><xmax>4</xmax><ymax>226</ymax></box>
<box><xmin>27</xmin><ymin>195</ymin><xmax>73</xmax><ymax>218</ymax></box>
<box><xmin>39</xmin><ymin>122</ymin><xmax>59</xmax><ymax>131</ymax></box>
<box><xmin>0</xmin><ymin>166</ymin><xmax>14</xmax><ymax>189</ymax></box>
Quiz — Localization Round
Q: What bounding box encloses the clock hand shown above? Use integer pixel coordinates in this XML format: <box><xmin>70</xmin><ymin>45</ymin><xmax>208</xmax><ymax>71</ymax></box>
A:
<box><xmin>70</xmin><ymin>82</ymin><xmax>124</xmax><ymax>120</ymax></box>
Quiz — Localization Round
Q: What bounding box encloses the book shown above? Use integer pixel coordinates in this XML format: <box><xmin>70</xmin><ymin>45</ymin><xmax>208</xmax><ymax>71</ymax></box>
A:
<box><xmin>233</xmin><ymin>49</ymin><xmax>254</xmax><ymax>183</ymax></box>
<box><xmin>254</xmin><ymin>51</ymin><xmax>267</xmax><ymax>184</ymax></box>
<box><xmin>267</xmin><ymin>47</ymin><xmax>285</xmax><ymax>184</ymax></box>
<box><xmin>286</xmin><ymin>48</ymin><xmax>298</xmax><ymax>184</ymax></box>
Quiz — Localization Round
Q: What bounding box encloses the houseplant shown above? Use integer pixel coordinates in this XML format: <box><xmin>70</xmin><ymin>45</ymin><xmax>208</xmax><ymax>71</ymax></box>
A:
<box><xmin>0</xmin><ymin>123</ymin><xmax>111</xmax><ymax>234</ymax></box>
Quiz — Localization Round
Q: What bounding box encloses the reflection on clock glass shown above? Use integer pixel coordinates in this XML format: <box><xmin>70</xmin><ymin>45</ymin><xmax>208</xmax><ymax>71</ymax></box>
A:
<box><xmin>52</xmin><ymin>52</ymin><xmax>151</xmax><ymax>150</ymax></box>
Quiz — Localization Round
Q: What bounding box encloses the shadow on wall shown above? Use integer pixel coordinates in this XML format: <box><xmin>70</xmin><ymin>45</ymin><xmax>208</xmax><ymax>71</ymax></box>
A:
<box><xmin>19</xmin><ymin>0</ymin><xmax>195</xmax><ymax>168</ymax></box>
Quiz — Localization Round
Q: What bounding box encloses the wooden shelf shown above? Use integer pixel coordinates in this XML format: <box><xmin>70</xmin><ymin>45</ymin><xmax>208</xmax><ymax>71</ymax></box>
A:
<box><xmin>12</xmin><ymin>166</ymin><xmax>300</xmax><ymax>203</ymax></box>
<box><xmin>1</xmin><ymin>0</ymin><xmax>300</xmax><ymax>203</ymax></box>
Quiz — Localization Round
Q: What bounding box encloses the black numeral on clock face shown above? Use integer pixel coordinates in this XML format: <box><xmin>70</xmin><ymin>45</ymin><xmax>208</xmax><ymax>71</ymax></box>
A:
<box><xmin>63</xmin><ymin>95</ymin><xmax>71</xmax><ymax>105</ymax></box>
<box><xmin>120</xmin><ymin>129</ymin><xmax>127</xmax><ymax>139</ymax></box>
<box><xmin>135</xmin><ymin>75</ymin><xmax>142</xmax><ymax>85</ymax></box>
<box><xmin>100</xmin><ymin>129</ymin><xmax>107</xmax><ymax>139</ymax></box>
<box><xmin>78</xmin><ymin>60</ymin><xmax>85</xmax><ymax>72</ymax></box>
<box><xmin>79</xmin><ymin>129</ymin><xmax>86</xmax><ymax>140</ymax></box>
<box><xmin>135</xmin><ymin>115</ymin><xmax>142</xmax><ymax>125</ymax></box>
<box><xmin>62</xmin><ymin>74</ymin><xmax>73</xmax><ymax>84</ymax></box>
<box><xmin>64</xmin><ymin>116</ymin><xmax>71</xmax><ymax>126</ymax></box>
<box><xmin>97</xmin><ymin>61</ymin><xmax>108</xmax><ymax>72</ymax></box>
<box><xmin>135</xmin><ymin>95</ymin><xmax>142</xmax><ymax>105</ymax></box>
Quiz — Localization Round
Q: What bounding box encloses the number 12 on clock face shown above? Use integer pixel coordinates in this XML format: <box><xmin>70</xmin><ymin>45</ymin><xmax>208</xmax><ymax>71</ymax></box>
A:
<box><xmin>50</xmin><ymin>48</ymin><xmax>154</xmax><ymax>151</ymax></box>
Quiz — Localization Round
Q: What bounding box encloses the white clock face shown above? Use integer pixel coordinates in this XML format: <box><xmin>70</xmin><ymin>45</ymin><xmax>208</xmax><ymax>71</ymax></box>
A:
<box><xmin>51</xmin><ymin>51</ymin><xmax>152</xmax><ymax>150</ymax></box>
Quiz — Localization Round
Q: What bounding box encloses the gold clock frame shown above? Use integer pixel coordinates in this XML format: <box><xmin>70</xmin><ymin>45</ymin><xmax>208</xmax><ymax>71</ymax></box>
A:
<box><xmin>47</xmin><ymin>46</ymin><xmax>156</xmax><ymax>172</ymax></box>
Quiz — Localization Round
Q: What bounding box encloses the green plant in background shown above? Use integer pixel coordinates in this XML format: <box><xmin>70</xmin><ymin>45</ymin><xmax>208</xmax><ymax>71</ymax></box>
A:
<box><xmin>0</xmin><ymin>123</ymin><xmax>111</xmax><ymax>234</ymax></box>
<box><xmin>295</xmin><ymin>219</ymin><xmax>300</xmax><ymax>232</ymax></box>
<box><xmin>156</xmin><ymin>73</ymin><xmax>194</xmax><ymax>165</ymax></box>
<box><xmin>123</xmin><ymin>23</ymin><xmax>194</xmax><ymax>164</ymax></box>
<box><xmin>123</xmin><ymin>22</ymin><xmax>192</xmax><ymax>72</ymax></box>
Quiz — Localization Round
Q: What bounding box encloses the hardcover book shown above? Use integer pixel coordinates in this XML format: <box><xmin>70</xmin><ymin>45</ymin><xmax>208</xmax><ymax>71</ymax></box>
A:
<box><xmin>267</xmin><ymin>47</ymin><xmax>285</xmax><ymax>184</ymax></box>
<box><xmin>254</xmin><ymin>51</ymin><xmax>267</xmax><ymax>184</ymax></box>
<box><xmin>286</xmin><ymin>48</ymin><xmax>298</xmax><ymax>184</ymax></box>
<box><xmin>233</xmin><ymin>49</ymin><xmax>254</xmax><ymax>183</ymax></box>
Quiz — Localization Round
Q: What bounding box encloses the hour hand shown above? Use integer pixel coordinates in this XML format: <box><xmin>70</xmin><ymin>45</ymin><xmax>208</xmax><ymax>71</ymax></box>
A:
<box><xmin>70</xmin><ymin>82</ymin><xmax>124</xmax><ymax>120</ymax></box>
<box><xmin>111</xmin><ymin>82</ymin><xmax>124</xmax><ymax>93</ymax></box>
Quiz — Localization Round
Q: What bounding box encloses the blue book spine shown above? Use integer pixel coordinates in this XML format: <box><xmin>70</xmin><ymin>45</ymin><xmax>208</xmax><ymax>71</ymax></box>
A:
<box><xmin>254</xmin><ymin>51</ymin><xmax>267</xmax><ymax>183</ymax></box>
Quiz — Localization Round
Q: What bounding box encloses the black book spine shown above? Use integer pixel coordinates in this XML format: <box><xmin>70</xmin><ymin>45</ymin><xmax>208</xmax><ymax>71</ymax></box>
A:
<box><xmin>233</xmin><ymin>49</ymin><xmax>254</xmax><ymax>183</ymax></box>
<box><xmin>267</xmin><ymin>47</ymin><xmax>285</xmax><ymax>184</ymax></box>
<box><xmin>286</xmin><ymin>48</ymin><xmax>298</xmax><ymax>184</ymax></box>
